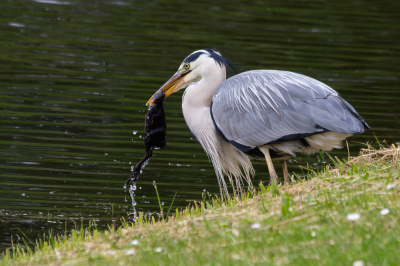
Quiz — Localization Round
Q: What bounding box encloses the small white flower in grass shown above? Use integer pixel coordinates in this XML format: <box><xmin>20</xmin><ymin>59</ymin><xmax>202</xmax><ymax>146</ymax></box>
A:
<box><xmin>231</xmin><ymin>254</ymin><xmax>241</xmax><ymax>260</ymax></box>
<box><xmin>346</xmin><ymin>213</ymin><xmax>360</xmax><ymax>221</ymax></box>
<box><xmin>386</xmin><ymin>184</ymin><xmax>395</xmax><ymax>190</ymax></box>
<box><xmin>380</xmin><ymin>208</ymin><xmax>389</xmax><ymax>216</ymax></box>
<box><xmin>251</xmin><ymin>223</ymin><xmax>260</xmax><ymax>229</ymax></box>
<box><xmin>232</xmin><ymin>229</ymin><xmax>239</xmax><ymax>237</ymax></box>
<box><xmin>311</xmin><ymin>231</ymin><xmax>316</xmax><ymax>237</ymax></box>
<box><xmin>131</xmin><ymin>239</ymin><xmax>139</xmax><ymax>245</ymax></box>
<box><xmin>353</xmin><ymin>260</ymin><xmax>364</xmax><ymax>266</ymax></box>
<box><xmin>101</xmin><ymin>250</ymin><xmax>116</xmax><ymax>256</ymax></box>
<box><xmin>155</xmin><ymin>247</ymin><xmax>162</xmax><ymax>253</ymax></box>
<box><xmin>125</xmin><ymin>249</ymin><xmax>135</xmax><ymax>255</ymax></box>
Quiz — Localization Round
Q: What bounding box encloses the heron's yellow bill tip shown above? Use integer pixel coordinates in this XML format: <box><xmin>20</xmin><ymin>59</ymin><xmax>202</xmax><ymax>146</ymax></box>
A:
<box><xmin>146</xmin><ymin>70</ymin><xmax>189</xmax><ymax>106</ymax></box>
<box><xmin>146</xmin><ymin>98</ymin><xmax>153</xmax><ymax>106</ymax></box>
<box><xmin>146</xmin><ymin>89</ymin><xmax>165</xmax><ymax>106</ymax></box>
<box><xmin>146</xmin><ymin>96</ymin><xmax>158</xmax><ymax>107</ymax></box>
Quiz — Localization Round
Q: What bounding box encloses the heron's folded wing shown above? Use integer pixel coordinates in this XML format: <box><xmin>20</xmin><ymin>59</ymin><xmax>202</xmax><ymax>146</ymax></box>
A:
<box><xmin>211</xmin><ymin>70</ymin><xmax>368</xmax><ymax>149</ymax></box>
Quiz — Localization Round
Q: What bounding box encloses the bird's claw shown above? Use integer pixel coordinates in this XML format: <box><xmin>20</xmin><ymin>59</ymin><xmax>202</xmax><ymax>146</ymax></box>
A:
<box><xmin>268</xmin><ymin>175</ymin><xmax>279</xmax><ymax>186</ymax></box>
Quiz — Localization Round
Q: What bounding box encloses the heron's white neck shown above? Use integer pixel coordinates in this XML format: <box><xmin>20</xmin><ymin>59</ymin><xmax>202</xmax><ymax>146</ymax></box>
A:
<box><xmin>182</xmin><ymin>65</ymin><xmax>226</xmax><ymax>108</ymax></box>
<box><xmin>181</xmin><ymin>63</ymin><xmax>254</xmax><ymax>196</ymax></box>
<box><xmin>181</xmin><ymin>64</ymin><xmax>227</xmax><ymax>188</ymax></box>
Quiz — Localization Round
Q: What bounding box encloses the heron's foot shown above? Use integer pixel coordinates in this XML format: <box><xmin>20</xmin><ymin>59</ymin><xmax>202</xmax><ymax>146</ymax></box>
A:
<box><xmin>282</xmin><ymin>161</ymin><xmax>290</xmax><ymax>186</ymax></box>
<box><xmin>268</xmin><ymin>173</ymin><xmax>279</xmax><ymax>186</ymax></box>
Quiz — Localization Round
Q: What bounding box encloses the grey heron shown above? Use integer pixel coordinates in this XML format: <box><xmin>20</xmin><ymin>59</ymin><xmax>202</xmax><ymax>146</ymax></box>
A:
<box><xmin>147</xmin><ymin>49</ymin><xmax>370</xmax><ymax>195</ymax></box>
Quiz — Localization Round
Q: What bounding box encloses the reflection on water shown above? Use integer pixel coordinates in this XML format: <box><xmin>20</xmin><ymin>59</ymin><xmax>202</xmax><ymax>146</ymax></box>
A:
<box><xmin>0</xmin><ymin>0</ymin><xmax>399</xmax><ymax>253</ymax></box>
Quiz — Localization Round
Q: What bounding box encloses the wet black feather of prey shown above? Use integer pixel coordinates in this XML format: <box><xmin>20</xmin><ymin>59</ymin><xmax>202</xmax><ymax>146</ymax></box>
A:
<box><xmin>124</xmin><ymin>90</ymin><xmax>166</xmax><ymax>187</ymax></box>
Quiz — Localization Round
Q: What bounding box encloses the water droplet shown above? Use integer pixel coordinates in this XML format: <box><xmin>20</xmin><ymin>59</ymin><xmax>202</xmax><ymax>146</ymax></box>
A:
<box><xmin>21</xmin><ymin>193</ymin><xmax>25</xmax><ymax>196</ymax></box>
<box><xmin>133</xmin><ymin>131</ymin><xmax>137</xmax><ymax>135</ymax></box>
<box><xmin>161</xmin><ymin>202</ymin><xmax>164</xmax><ymax>206</ymax></box>
<box><xmin>104</xmin><ymin>153</ymin><xmax>108</xmax><ymax>156</ymax></box>
<box><xmin>9</xmin><ymin>22</ymin><xmax>25</xmax><ymax>27</ymax></box>
<box><xmin>139</xmin><ymin>135</ymin><xmax>142</xmax><ymax>138</ymax></box>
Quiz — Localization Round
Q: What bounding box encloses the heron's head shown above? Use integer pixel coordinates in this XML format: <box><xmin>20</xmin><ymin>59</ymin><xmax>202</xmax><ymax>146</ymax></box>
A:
<box><xmin>146</xmin><ymin>49</ymin><xmax>240</xmax><ymax>106</ymax></box>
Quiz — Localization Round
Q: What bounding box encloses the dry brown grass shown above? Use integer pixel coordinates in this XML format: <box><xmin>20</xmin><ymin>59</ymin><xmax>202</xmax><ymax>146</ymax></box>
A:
<box><xmin>349</xmin><ymin>143</ymin><xmax>400</xmax><ymax>164</ymax></box>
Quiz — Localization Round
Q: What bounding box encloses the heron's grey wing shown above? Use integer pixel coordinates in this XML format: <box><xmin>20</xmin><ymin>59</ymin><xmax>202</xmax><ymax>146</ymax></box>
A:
<box><xmin>211</xmin><ymin>70</ymin><xmax>369</xmax><ymax>150</ymax></box>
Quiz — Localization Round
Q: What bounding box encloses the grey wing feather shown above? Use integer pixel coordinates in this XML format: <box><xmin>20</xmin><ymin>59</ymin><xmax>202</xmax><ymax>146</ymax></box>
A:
<box><xmin>211</xmin><ymin>70</ymin><xmax>369</xmax><ymax>148</ymax></box>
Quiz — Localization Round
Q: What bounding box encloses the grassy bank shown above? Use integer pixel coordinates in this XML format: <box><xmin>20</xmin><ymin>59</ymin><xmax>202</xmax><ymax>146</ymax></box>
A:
<box><xmin>1</xmin><ymin>144</ymin><xmax>400</xmax><ymax>266</ymax></box>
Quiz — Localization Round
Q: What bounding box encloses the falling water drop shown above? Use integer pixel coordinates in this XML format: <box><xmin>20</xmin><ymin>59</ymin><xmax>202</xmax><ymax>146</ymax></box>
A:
<box><xmin>128</xmin><ymin>183</ymin><xmax>137</xmax><ymax>219</ymax></box>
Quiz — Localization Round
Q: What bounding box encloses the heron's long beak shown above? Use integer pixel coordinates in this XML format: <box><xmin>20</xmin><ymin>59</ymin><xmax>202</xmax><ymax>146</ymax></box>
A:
<box><xmin>146</xmin><ymin>71</ymin><xmax>190</xmax><ymax>106</ymax></box>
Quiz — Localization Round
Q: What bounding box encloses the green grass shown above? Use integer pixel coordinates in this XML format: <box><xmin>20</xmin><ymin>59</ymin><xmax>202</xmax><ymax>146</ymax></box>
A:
<box><xmin>1</xmin><ymin>144</ymin><xmax>400</xmax><ymax>266</ymax></box>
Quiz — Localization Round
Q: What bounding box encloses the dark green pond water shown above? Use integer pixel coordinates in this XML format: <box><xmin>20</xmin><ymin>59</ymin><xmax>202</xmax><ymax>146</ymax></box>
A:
<box><xmin>1</xmin><ymin>0</ymin><xmax>399</xmax><ymax>252</ymax></box>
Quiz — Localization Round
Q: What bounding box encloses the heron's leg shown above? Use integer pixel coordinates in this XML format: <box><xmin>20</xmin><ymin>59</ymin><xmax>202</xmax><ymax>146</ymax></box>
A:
<box><xmin>282</xmin><ymin>161</ymin><xmax>290</xmax><ymax>185</ymax></box>
<box><xmin>259</xmin><ymin>146</ymin><xmax>279</xmax><ymax>185</ymax></box>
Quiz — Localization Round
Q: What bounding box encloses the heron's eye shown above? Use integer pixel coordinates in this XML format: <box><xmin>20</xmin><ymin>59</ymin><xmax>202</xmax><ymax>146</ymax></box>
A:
<box><xmin>184</xmin><ymin>63</ymin><xmax>190</xmax><ymax>70</ymax></box>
